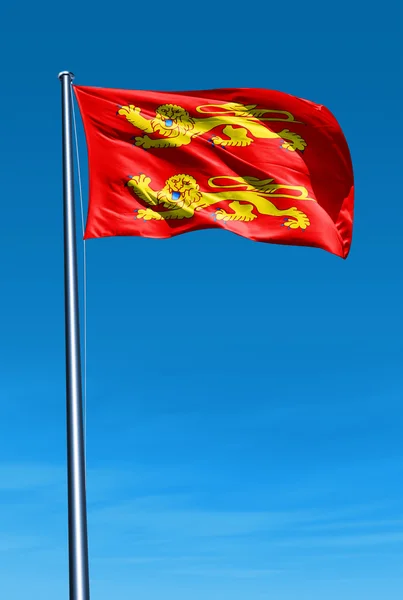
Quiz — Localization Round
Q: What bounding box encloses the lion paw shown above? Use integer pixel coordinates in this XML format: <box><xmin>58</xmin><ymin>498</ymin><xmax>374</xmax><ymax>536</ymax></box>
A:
<box><xmin>134</xmin><ymin>135</ymin><xmax>152</xmax><ymax>148</ymax></box>
<box><xmin>211</xmin><ymin>136</ymin><xmax>251</xmax><ymax>148</ymax></box>
<box><xmin>283</xmin><ymin>208</ymin><xmax>310</xmax><ymax>230</ymax></box>
<box><xmin>117</xmin><ymin>104</ymin><xmax>140</xmax><ymax>118</ymax></box>
<box><xmin>211</xmin><ymin>126</ymin><xmax>253</xmax><ymax>148</ymax></box>
<box><xmin>128</xmin><ymin>174</ymin><xmax>151</xmax><ymax>188</ymax></box>
<box><xmin>215</xmin><ymin>209</ymin><xmax>232</xmax><ymax>221</ymax></box>
<box><xmin>215</xmin><ymin>202</ymin><xmax>257</xmax><ymax>222</ymax></box>
<box><xmin>210</xmin><ymin>135</ymin><xmax>225</xmax><ymax>146</ymax></box>
<box><xmin>136</xmin><ymin>208</ymin><xmax>163</xmax><ymax>221</ymax></box>
<box><xmin>279</xmin><ymin>129</ymin><xmax>307</xmax><ymax>152</ymax></box>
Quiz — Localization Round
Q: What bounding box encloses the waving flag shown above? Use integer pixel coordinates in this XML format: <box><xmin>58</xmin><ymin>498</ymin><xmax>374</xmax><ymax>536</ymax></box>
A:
<box><xmin>74</xmin><ymin>85</ymin><xmax>354</xmax><ymax>258</ymax></box>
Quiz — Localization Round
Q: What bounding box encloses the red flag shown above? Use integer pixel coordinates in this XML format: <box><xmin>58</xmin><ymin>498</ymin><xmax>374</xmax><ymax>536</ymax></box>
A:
<box><xmin>74</xmin><ymin>85</ymin><xmax>354</xmax><ymax>258</ymax></box>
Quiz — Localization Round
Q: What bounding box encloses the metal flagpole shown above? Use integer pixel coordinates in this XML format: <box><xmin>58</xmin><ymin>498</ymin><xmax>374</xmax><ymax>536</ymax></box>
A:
<box><xmin>58</xmin><ymin>70</ymin><xmax>91</xmax><ymax>600</ymax></box>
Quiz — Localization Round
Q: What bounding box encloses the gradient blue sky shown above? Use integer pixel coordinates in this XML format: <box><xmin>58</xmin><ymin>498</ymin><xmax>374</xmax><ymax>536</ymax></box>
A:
<box><xmin>1</xmin><ymin>1</ymin><xmax>402</xmax><ymax>599</ymax></box>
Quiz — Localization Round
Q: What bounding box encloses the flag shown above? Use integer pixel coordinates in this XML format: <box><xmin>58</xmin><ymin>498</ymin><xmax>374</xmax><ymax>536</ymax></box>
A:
<box><xmin>74</xmin><ymin>85</ymin><xmax>354</xmax><ymax>258</ymax></box>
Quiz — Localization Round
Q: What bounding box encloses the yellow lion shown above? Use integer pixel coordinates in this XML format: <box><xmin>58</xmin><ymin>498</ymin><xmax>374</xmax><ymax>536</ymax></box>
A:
<box><xmin>118</xmin><ymin>102</ymin><xmax>307</xmax><ymax>151</ymax></box>
<box><xmin>127</xmin><ymin>173</ymin><xmax>313</xmax><ymax>229</ymax></box>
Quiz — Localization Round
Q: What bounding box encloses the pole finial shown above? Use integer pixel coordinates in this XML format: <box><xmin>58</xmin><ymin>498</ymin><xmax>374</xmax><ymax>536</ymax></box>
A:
<box><xmin>58</xmin><ymin>71</ymin><xmax>75</xmax><ymax>81</ymax></box>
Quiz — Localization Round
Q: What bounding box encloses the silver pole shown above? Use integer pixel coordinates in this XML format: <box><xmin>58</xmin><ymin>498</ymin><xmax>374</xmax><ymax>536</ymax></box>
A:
<box><xmin>58</xmin><ymin>71</ymin><xmax>90</xmax><ymax>600</ymax></box>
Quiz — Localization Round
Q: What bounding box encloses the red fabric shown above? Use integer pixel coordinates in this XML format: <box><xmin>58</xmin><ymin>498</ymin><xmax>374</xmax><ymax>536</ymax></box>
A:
<box><xmin>74</xmin><ymin>85</ymin><xmax>354</xmax><ymax>258</ymax></box>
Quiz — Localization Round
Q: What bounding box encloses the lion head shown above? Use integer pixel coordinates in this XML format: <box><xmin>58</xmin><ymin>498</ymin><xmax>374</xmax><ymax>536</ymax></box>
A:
<box><xmin>151</xmin><ymin>104</ymin><xmax>195</xmax><ymax>138</ymax></box>
<box><xmin>157</xmin><ymin>174</ymin><xmax>201</xmax><ymax>209</ymax></box>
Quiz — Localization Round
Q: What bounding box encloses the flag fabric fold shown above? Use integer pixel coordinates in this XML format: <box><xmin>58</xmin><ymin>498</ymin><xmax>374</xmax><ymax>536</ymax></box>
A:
<box><xmin>74</xmin><ymin>85</ymin><xmax>354</xmax><ymax>258</ymax></box>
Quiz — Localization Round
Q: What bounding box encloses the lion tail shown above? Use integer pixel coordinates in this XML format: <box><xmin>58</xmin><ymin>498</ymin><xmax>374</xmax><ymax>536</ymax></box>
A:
<box><xmin>195</xmin><ymin>103</ymin><xmax>301</xmax><ymax>123</ymax></box>
<box><xmin>196</xmin><ymin>103</ymin><xmax>258</xmax><ymax>117</ymax></box>
<box><xmin>251</xmin><ymin>109</ymin><xmax>301</xmax><ymax>123</ymax></box>
<box><xmin>208</xmin><ymin>176</ymin><xmax>274</xmax><ymax>191</ymax></box>
<box><xmin>208</xmin><ymin>176</ymin><xmax>313</xmax><ymax>200</ymax></box>
<box><xmin>241</xmin><ymin>176</ymin><xmax>278</xmax><ymax>192</ymax></box>
<box><xmin>242</xmin><ymin>177</ymin><xmax>315</xmax><ymax>200</ymax></box>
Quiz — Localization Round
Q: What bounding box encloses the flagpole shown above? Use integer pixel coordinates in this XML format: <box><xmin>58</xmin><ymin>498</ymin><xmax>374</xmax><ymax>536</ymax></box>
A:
<box><xmin>58</xmin><ymin>70</ymin><xmax>90</xmax><ymax>600</ymax></box>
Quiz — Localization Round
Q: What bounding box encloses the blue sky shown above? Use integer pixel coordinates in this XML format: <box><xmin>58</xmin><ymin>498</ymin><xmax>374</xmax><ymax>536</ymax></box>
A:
<box><xmin>0</xmin><ymin>1</ymin><xmax>402</xmax><ymax>598</ymax></box>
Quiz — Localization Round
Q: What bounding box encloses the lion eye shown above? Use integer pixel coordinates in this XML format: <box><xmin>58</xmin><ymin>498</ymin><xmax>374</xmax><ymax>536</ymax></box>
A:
<box><xmin>171</xmin><ymin>191</ymin><xmax>181</xmax><ymax>200</ymax></box>
<box><xmin>165</xmin><ymin>119</ymin><xmax>173</xmax><ymax>127</ymax></box>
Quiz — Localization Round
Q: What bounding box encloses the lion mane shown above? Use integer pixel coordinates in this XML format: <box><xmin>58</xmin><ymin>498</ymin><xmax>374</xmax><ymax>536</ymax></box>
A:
<box><xmin>151</xmin><ymin>104</ymin><xmax>195</xmax><ymax>139</ymax></box>
<box><xmin>156</xmin><ymin>174</ymin><xmax>202</xmax><ymax>209</ymax></box>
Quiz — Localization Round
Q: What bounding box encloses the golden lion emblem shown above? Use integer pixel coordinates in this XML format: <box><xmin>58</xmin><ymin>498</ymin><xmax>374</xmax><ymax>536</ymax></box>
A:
<box><xmin>118</xmin><ymin>102</ymin><xmax>307</xmax><ymax>151</ymax></box>
<box><xmin>127</xmin><ymin>173</ymin><xmax>314</xmax><ymax>229</ymax></box>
